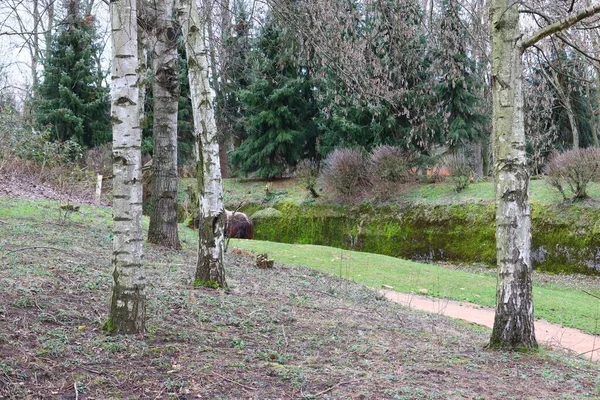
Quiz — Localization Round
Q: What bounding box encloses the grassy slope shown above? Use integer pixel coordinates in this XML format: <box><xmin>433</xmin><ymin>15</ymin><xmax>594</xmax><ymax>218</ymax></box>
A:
<box><xmin>1</xmin><ymin>198</ymin><xmax>600</xmax><ymax>399</ymax></box>
<box><xmin>180</xmin><ymin>177</ymin><xmax>600</xmax><ymax>207</ymax></box>
<box><xmin>229</xmin><ymin>239</ymin><xmax>600</xmax><ymax>335</ymax></box>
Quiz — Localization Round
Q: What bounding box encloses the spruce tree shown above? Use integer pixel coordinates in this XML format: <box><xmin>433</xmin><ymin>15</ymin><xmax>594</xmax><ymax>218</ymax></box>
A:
<box><xmin>231</xmin><ymin>18</ymin><xmax>317</xmax><ymax>178</ymax></box>
<box><xmin>432</xmin><ymin>0</ymin><xmax>486</xmax><ymax>149</ymax></box>
<box><xmin>313</xmin><ymin>0</ymin><xmax>434</xmax><ymax>156</ymax></box>
<box><xmin>36</xmin><ymin>10</ymin><xmax>110</xmax><ymax>147</ymax></box>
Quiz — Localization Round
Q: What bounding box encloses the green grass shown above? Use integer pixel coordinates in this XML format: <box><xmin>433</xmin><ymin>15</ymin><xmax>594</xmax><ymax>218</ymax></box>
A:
<box><xmin>229</xmin><ymin>239</ymin><xmax>600</xmax><ymax>335</ymax></box>
<box><xmin>181</xmin><ymin>177</ymin><xmax>313</xmax><ymax>208</ymax></box>
<box><xmin>402</xmin><ymin>179</ymin><xmax>600</xmax><ymax>205</ymax></box>
<box><xmin>180</xmin><ymin>177</ymin><xmax>600</xmax><ymax>208</ymax></box>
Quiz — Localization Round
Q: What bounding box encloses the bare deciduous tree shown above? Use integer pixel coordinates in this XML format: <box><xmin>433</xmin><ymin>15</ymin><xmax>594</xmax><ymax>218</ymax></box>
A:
<box><xmin>179</xmin><ymin>0</ymin><xmax>227</xmax><ymax>287</ymax></box>
<box><xmin>107</xmin><ymin>0</ymin><xmax>145</xmax><ymax>334</ymax></box>
<box><xmin>489</xmin><ymin>0</ymin><xmax>600</xmax><ymax>349</ymax></box>
<box><xmin>147</xmin><ymin>0</ymin><xmax>181</xmax><ymax>249</ymax></box>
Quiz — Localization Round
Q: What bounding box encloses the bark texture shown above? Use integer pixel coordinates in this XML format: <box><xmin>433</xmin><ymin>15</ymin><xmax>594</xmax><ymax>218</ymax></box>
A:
<box><xmin>109</xmin><ymin>0</ymin><xmax>146</xmax><ymax>334</ymax></box>
<box><xmin>147</xmin><ymin>0</ymin><xmax>181</xmax><ymax>249</ymax></box>
<box><xmin>489</xmin><ymin>0</ymin><xmax>536</xmax><ymax>349</ymax></box>
<box><xmin>179</xmin><ymin>0</ymin><xmax>227</xmax><ymax>287</ymax></box>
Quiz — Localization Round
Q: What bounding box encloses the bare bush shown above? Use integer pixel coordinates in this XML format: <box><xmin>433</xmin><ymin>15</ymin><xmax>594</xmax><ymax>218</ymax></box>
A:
<box><xmin>367</xmin><ymin>145</ymin><xmax>414</xmax><ymax>199</ymax></box>
<box><xmin>320</xmin><ymin>148</ymin><xmax>369</xmax><ymax>201</ymax></box>
<box><xmin>544</xmin><ymin>148</ymin><xmax>600</xmax><ymax>200</ymax></box>
<box><xmin>0</xmin><ymin>112</ymin><xmax>98</xmax><ymax>202</ymax></box>
<box><xmin>295</xmin><ymin>159</ymin><xmax>320</xmax><ymax>198</ymax></box>
<box><xmin>440</xmin><ymin>153</ymin><xmax>473</xmax><ymax>192</ymax></box>
<box><xmin>84</xmin><ymin>143</ymin><xmax>112</xmax><ymax>176</ymax></box>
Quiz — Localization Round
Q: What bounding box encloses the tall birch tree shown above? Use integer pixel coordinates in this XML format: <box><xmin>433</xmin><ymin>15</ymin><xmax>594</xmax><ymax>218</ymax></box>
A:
<box><xmin>107</xmin><ymin>0</ymin><xmax>146</xmax><ymax>334</ymax></box>
<box><xmin>147</xmin><ymin>0</ymin><xmax>181</xmax><ymax>249</ymax></box>
<box><xmin>179</xmin><ymin>0</ymin><xmax>227</xmax><ymax>287</ymax></box>
<box><xmin>489</xmin><ymin>0</ymin><xmax>600</xmax><ymax>349</ymax></box>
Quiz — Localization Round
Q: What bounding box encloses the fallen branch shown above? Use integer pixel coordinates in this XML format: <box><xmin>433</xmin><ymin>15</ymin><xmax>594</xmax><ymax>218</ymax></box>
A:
<box><xmin>313</xmin><ymin>379</ymin><xmax>362</xmax><ymax>397</ymax></box>
<box><xmin>74</xmin><ymin>382</ymin><xmax>79</xmax><ymax>400</ymax></box>
<box><xmin>582</xmin><ymin>290</ymin><xmax>600</xmax><ymax>301</ymax></box>
<box><xmin>578</xmin><ymin>346</ymin><xmax>600</xmax><ymax>357</ymax></box>
<box><xmin>212</xmin><ymin>372</ymin><xmax>256</xmax><ymax>391</ymax></box>
<box><xmin>0</xmin><ymin>220</ymin><xmax>7</xmax><ymax>224</ymax></box>
<box><xmin>2</xmin><ymin>246</ymin><xmax>74</xmax><ymax>258</ymax></box>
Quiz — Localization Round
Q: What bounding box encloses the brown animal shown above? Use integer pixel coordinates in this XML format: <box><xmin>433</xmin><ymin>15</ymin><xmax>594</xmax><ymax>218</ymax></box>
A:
<box><xmin>225</xmin><ymin>210</ymin><xmax>254</xmax><ymax>239</ymax></box>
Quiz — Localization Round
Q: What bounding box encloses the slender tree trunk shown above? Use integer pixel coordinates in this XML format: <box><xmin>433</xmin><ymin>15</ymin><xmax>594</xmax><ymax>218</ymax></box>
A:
<box><xmin>32</xmin><ymin>0</ymin><xmax>40</xmax><ymax>89</ymax></box>
<box><xmin>593</xmin><ymin>33</ymin><xmax>600</xmax><ymax>147</ymax></box>
<box><xmin>471</xmin><ymin>141</ymin><xmax>483</xmax><ymax>178</ymax></box>
<box><xmin>108</xmin><ymin>0</ymin><xmax>145</xmax><ymax>334</ymax></box>
<box><xmin>180</xmin><ymin>0</ymin><xmax>227</xmax><ymax>287</ymax></box>
<box><xmin>137</xmin><ymin>0</ymin><xmax>149</xmax><ymax>125</ymax></box>
<box><xmin>147</xmin><ymin>0</ymin><xmax>181</xmax><ymax>249</ymax></box>
<box><xmin>205</xmin><ymin>5</ymin><xmax>232</xmax><ymax>178</ymax></box>
<box><xmin>549</xmin><ymin>67</ymin><xmax>580</xmax><ymax>149</ymax></box>
<box><xmin>589</xmin><ymin>73</ymin><xmax>600</xmax><ymax>148</ymax></box>
<box><xmin>488</xmin><ymin>0</ymin><xmax>537</xmax><ymax>350</ymax></box>
<box><xmin>44</xmin><ymin>0</ymin><xmax>54</xmax><ymax>55</ymax></box>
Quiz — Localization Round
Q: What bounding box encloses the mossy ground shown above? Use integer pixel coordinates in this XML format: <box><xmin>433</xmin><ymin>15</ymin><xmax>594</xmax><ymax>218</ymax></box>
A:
<box><xmin>179</xmin><ymin>178</ymin><xmax>600</xmax><ymax>274</ymax></box>
<box><xmin>247</xmin><ymin>200</ymin><xmax>600</xmax><ymax>275</ymax></box>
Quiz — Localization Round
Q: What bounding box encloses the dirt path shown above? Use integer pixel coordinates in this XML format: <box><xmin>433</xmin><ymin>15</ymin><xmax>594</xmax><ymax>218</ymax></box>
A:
<box><xmin>382</xmin><ymin>290</ymin><xmax>600</xmax><ymax>361</ymax></box>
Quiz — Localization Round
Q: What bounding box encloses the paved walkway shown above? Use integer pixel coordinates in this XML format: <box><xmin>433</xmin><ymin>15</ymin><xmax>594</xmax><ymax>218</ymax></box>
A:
<box><xmin>382</xmin><ymin>290</ymin><xmax>600</xmax><ymax>361</ymax></box>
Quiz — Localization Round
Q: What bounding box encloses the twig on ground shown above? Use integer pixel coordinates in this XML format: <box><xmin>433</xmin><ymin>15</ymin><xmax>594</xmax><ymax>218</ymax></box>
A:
<box><xmin>2</xmin><ymin>246</ymin><xmax>75</xmax><ymax>258</ymax></box>
<box><xmin>282</xmin><ymin>325</ymin><xmax>289</xmax><ymax>348</ymax></box>
<box><xmin>582</xmin><ymin>290</ymin><xmax>600</xmax><ymax>301</ymax></box>
<box><xmin>79</xmin><ymin>366</ymin><xmax>102</xmax><ymax>375</ymax></box>
<box><xmin>0</xmin><ymin>220</ymin><xmax>7</xmax><ymax>224</ymax></box>
<box><xmin>578</xmin><ymin>346</ymin><xmax>600</xmax><ymax>357</ymax></box>
<box><xmin>212</xmin><ymin>372</ymin><xmax>256</xmax><ymax>391</ymax></box>
<box><xmin>313</xmin><ymin>379</ymin><xmax>362</xmax><ymax>397</ymax></box>
<box><xmin>74</xmin><ymin>382</ymin><xmax>79</xmax><ymax>400</ymax></box>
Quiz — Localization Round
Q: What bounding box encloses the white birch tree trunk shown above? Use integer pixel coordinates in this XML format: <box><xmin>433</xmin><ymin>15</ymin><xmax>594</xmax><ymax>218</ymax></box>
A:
<box><xmin>489</xmin><ymin>0</ymin><xmax>536</xmax><ymax>349</ymax></box>
<box><xmin>489</xmin><ymin>0</ymin><xmax>600</xmax><ymax>349</ymax></box>
<box><xmin>147</xmin><ymin>0</ymin><xmax>181</xmax><ymax>249</ymax></box>
<box><xmin>107</xmin><ymin>0</ymin><xmax>146</xmax><ymax>334</ymax></box>
<box><xmin>179</xmin><ymin>0</ymin><xmax>227</xmax><ymax>287</ymax></box>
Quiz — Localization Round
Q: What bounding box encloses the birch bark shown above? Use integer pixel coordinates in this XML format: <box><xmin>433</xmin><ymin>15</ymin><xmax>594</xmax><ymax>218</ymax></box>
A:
<box><xmin>179</xmin><ymin>0</ymin><xmax>227</xmax><ymax>287</ymax></box>
<box><xmin>147</xmin><ymin>0</ymin><xmax>181</xmax><ymax>249</ymax></box>
<box><xmin>108</xmin><ymin>0</ymin><xmax>146</xmax><ymax>334</ymax></box>
<box><xmin>489</xmin><ymin>0</ymin><xmax>536</xmax><ymax>349</ymax></box>
<box><xmin>489</xmin><ymin>1</ymin><xmax>600</xmax><ymax>349</ymax></box>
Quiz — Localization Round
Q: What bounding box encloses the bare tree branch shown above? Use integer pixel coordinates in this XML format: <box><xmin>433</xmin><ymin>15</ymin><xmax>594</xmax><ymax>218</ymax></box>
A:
<box><xmin>521</xmin><ymin>3</ymin><xmax>600</xmax><ymax>51</ymax></box>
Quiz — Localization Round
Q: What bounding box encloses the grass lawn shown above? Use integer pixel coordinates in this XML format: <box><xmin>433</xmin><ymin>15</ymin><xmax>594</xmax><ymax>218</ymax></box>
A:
<box><xmin>229</xmin><ymin>239</ymin><xmax>600</xmax><ymax>335</ymax></box>
<box><xmin>181</xmin><ymin>176</ymin><xmax>600</xmax><ymax>208</ymax></box>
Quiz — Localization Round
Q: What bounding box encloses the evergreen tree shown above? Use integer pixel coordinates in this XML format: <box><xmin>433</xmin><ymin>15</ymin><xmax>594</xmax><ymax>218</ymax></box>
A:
<box><xmin>231</xmin><ymin>18</ymin><xmax>318</xmax><ymax>178</ymax></box>
<box><xmin>432</xmin><ymin>0</ymin><xmax>487</xmax><ymax>149</ymax></box>
<box><xmin>313</xmin><ymin>0</ymin><xmax>432</xmax><ymax>155</ymax></box>
<box><xmin>217</xmin><ymin>0</ymin><xmax>252</xmax><ymax>148</ymax></box>
<box><xmin>35</xmin><ymin>11</ymin><xmax>110</xmax><ymax>147</ymax></box>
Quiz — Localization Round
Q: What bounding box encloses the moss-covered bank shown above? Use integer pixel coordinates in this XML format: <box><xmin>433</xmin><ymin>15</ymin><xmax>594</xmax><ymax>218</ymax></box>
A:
<box><xmin>248</xmin><ymin>201</ymin><xmax>600</xmax><ymax>275</ymax></box>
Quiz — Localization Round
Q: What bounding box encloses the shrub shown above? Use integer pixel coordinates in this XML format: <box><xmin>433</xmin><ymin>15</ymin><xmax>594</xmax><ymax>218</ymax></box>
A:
<box><xmin>368</xmin><ymin>145</ymin><xmax>414</xmax><ymax>199</ymax></box>
<box><xmin>440</xmin><ymin>153</ymin><xmax>473</xmax><ymax>192</ymax></box>
<box><xmin>320</xmin><ymin>148</ymin><xmax>369</xmax><ymax>201</ymax></box>
<box><xmin>544</xmin><ymin>148</ymin><xmax>600</xmax><ymax>200</ymax></box>
<box><xmin>84</xmin><ymin>143</ymin><xmax>112</xmax><ymax>176</ymax></box>
<box><xmin>295</xmin><ymin>159</ymin><xmax>320</xmax><ymax>198</ymax></box>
